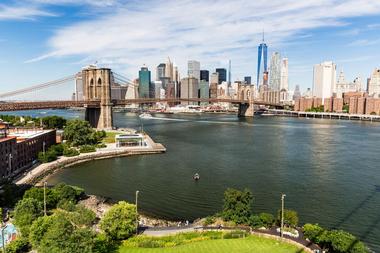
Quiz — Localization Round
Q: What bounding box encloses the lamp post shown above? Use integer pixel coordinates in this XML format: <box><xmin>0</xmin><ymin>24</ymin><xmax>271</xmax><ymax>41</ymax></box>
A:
<box><xmin>135</xmin><ymin>190</ymin><xmax>139</xmax><ymax>235</ymax></box>
<box><xmin>281</xmin><ymin>193</ymin><xmax>286</xmax><ymax>238</ymax></box>
<box><xmin>43</xmin><ymin>181</ymin><xmax>47</xmax><ymax>216</ymax></box>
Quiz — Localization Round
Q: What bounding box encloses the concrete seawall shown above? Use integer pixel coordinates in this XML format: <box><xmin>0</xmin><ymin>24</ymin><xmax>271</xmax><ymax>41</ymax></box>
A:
<box><xmin>15</xmin><ymin>143</ymin><xmax>166</xmax><ymax>186</ymax></box>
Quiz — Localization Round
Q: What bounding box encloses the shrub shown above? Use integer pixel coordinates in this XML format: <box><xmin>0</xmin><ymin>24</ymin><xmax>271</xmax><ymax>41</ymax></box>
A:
<box><xmin>203</xmin><ymin>216</ymin><xmax>216</xmax><ymax>226</ymax></box>
<box><xmin>96</xmin><ymin>143</ymin><xmax>107</xmax><ymax>148</ymax></box>
<box><xmin>222</xmin><ymin>188</ymin><xmax>253</xmax><ymax>224</ymax></box>
<box><xmin>63</xmin><ymin>147</ymin><xmax>80</xmax><ymax>157</ymax></box>
<box><xmin>79</xmin><ymin>145</ymin><xmax>96</xmax><ymax>153</ymax></box>
<box><xmin>50</xmin><ymin>144</ymin><xmax>64</xmax><ymax>156</ymax></box>
<box><xmin>4</xmin><ymin>237</ymin><xmax>30</xmax><ymax>253</ymax></box>
<box><xmin>259</xmin><ymin>212</ymin><xmax>274</xmax><ymax>227</ymax></box>
<box><xmin>38</xmin><ymin>150</ymin><xmax>57</xmax><ymax>163</ymax></box>
<box><xmin>277</xmin><ymin>209</ymin><xmax>298</xmax><ymax>227</ymax></box>
<box><xmin>248</xmin><ymin>215</ymin><xmax>263</xmax><ymax>228</ymax></box>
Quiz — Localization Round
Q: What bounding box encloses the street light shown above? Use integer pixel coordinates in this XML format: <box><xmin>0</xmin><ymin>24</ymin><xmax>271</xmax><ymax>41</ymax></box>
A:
<box><xmin>43</xmin><ymin>141</ymin><xmax>46</xmax><ymax>156</ymax></box>
<box><xmin>135</xmin><ymin>190</ymin><xmax>139</xmax><ymax>235</ymax></box>
<box><xmin>8</xmin><ymin>154</ymin><xmax>12</xmax><ymax>177</ymax></box>
<box><xmin>44</xmin><ymin>181</ymin><xmax>47</xmax><ymax>216</ymax></box>
<box><xmin>281</xmin><ymin>193</ymin><xmax>286</xmax><ymax>238</ymax></box>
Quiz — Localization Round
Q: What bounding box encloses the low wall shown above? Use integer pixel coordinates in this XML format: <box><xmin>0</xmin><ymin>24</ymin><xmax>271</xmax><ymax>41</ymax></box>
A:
<box><xmin>16</xmin><ymin>147</ymin><xmax>165</xmax><ymax>186</ymax></box>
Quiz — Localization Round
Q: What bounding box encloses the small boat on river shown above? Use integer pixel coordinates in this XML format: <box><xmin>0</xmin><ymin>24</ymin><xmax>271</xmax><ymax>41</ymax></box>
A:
<box><xmin>193</xmin><ymin>173</ymin><xmax>200</xmax><ymax>181</ymax></box>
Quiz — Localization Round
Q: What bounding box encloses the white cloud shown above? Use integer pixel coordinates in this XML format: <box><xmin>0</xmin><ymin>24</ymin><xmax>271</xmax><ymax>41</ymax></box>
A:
<box><xmin>26</xmin><ymin>0</ymin><xmax>380</xmax><ymax>81</ymax></box>
<box><xmin>0</xmin><ymin>4</ymin><xmax>55</xmax><ymax>20</ymax></box>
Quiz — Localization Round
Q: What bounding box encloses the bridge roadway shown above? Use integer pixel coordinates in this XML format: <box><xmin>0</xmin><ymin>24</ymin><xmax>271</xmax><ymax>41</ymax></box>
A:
<box><xmin>0</xmin><ymin>98</ymin><xmax>283</xmax><ymax>111</ymax></box>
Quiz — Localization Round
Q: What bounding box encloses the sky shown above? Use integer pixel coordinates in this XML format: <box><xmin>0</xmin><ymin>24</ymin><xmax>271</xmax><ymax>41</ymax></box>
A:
<box><xmin>1</xmin><ymin>0</ymin><xmax>380</xmax><ymax>99</ymax></box>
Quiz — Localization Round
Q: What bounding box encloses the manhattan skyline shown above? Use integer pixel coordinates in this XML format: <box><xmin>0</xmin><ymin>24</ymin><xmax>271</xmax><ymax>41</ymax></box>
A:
<box><xmin>1</xmin><ymin>0</ymin><xmax>380</xmax><ymax>94</ymax></box>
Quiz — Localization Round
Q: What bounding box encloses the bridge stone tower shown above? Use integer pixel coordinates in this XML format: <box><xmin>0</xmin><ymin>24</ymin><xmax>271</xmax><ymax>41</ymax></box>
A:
<box><xmin>238</xmin><ymin>85</ymin><xmax>255</xmax><ymax>117</ymax></box>
<box><xmin>82</xmin><ymin>66</ymin><xmax>113</xmax><ymax>129</ymax></box>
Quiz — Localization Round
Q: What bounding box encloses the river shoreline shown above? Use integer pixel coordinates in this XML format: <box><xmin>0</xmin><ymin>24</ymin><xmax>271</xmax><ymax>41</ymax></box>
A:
<box><xmin>14</xmin><ymin>135</ymin><xmax>166</xmax><ymax>186</ymax></box>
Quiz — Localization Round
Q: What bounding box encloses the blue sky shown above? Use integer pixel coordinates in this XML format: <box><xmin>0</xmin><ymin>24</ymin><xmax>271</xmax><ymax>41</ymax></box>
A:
<box><xmin>1</xmin><ymin>0</ymin><xmax>380</xmax><ymax>99</ymax></box>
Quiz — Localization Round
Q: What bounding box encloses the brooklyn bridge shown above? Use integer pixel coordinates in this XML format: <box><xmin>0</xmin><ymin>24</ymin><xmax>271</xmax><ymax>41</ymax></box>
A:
<box><xmin>0</xmin><ymin>66</ymin><xmax>283</xmax><ymax>129</ymax></box>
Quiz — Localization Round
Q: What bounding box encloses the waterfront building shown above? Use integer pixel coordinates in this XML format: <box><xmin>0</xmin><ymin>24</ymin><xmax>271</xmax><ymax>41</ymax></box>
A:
<box><xmin>188</xmin><ymin>60</ymin><xmax>200</xmax><ymax>81</ymax></box>
<box><xmin>280</xmin><ymin>58</ymin><xmax>289</xmax><ymax>91</ymax></box>
<box><xmin>111</xmin><ymin>84</ymin><xmax>128</xmax><ymax>100</ymax></box>
<box><xmin>257</xmin><ymin>32</ymin><xmax>268</xmax><ymax>87</ymax></box>
<box><xmin>368</xmin><ymin>68</ymin><xmax>380</xmax><ymax>98</ymax></box>
<box><xmin>200</xmin><ymin>70</ymin><xmax>209</xmax><ymax>82</ymax></box>
<box><xmin>336</xmin><ymin>70</ymin><xmax>363</xmax><ymax>98</ymax></box>
<box><xmin>138</xmin><ymin>65</ymin><xmax>151</xmax><ymax>98</ymax></box>
<box><xmin>244</xmin><ymin>76</ymin><xmax>252</xmax><ymax>85</ymax></box>
<box><xmin>269</xmin><ymin>52</ymin><xmax>281</xmax><ymax>91</ymax></box>
<box><xmin>156</xmin><ymin>63</ymin><xmax>166</xmax><ymax>81</ymax></box>
<box><xmin>216</xmin><ymin>68</ymin><xmax>227</xmax><ymax>84</ymax></box>
<box><xmin>294</xmin><ymin>97</ymin><xmax>322</xmax><ymax>112</ymax></box>
<box><xmin>199</xmin><ymin>80</ymin><xmax>209</xmax><ymax>106</ymax></box>
<box><xmin>0</xmin><ymin>122</ymin><xmax>56</xmax><ymax>180</ymax></box>
<box><xmin>312</xmin><ymin>61</ymin><xmax>337</xmax><ymax>104</ymax></box>
<box><xmin>180</xmin><ymin>77</ymin><xmax>199</xmax><ymax>105</ymax></box>
<box><xmin>115</xmin><ymin>133</ymin><xmax>145</xmax><ymax>147</ymax></box>
<box><xmin>324</xmin><ymin>97</ymin><xmax>343</xmax><ymax>112</ymax></box>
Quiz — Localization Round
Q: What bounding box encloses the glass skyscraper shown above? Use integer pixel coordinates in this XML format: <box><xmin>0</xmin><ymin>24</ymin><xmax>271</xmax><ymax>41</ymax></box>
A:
<box><xmin>139</xmin><ymin>65</ymin><xmax>151</xmax><ymax>98</ymax></box>
<box><xmin>257</xmin><ymin>36</ymin><xmax>268</xmax><ymax>87</ymax></box>
<box><xmin>216</xmin><ymin>68</ymin><xmax>227</xmax><ymax>84</ymax></box>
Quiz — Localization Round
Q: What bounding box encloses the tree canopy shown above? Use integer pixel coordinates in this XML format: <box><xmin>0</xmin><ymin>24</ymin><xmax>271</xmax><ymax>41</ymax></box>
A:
<box><xmin>100</xmin><ymin>201</ymin><xmax>137</xmax><ymax>240</ymax></box>
<box><xmin>63</xmin><ymin>119</ymin><xmax>105</xmax><ymax>146</ymax></box>
<box><xmin>221</xmin><ymin>188</ymin><xmax>253</xmax><ymax>224</ymax></box>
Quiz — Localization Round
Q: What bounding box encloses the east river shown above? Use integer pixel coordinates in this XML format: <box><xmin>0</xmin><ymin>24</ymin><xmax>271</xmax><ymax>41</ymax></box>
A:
<box><xmin>8</xmin><ymin>109</ymin><xmax>380</xmax><ymax>251</ymax></box>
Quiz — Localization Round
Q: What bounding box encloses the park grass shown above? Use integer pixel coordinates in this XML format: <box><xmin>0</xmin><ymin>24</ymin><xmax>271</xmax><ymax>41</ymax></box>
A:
<box><xmin>103</xmin><ymin>131</ymin><xmax>123</xmax><ymax>143</ymax></box>
<box><xmin>119</xmin><ymin>235</ymin><xmax>308</xmax><ymax>253</ymax></box>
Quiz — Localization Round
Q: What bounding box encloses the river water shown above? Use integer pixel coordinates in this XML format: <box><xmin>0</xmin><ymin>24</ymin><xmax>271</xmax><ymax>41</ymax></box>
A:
<box><xmin>7</xmin><ymin>109</ymin><xmax>380</xmax><ymax>251</ymax></box>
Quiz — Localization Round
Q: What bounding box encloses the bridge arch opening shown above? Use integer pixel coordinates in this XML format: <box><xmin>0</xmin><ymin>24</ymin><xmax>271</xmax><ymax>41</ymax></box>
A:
<box><xmin>241</xmin><ymin>90</ymin><xmax>245</xmax><ymax>100</ymax></box>
<box><xmin>247</xmin><ymin>90</ymin><xmax>251</xmax><ymax>100</ymax></box>
<box><xmin>97</xmin><ymin>78</ymin><xmax>102</xmax><ymax>86</ymax></box>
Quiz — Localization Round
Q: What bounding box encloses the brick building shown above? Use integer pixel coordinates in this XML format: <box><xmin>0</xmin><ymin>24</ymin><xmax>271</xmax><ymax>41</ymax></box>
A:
<box><xmin>0</xmin><ymin>122</ymin><xmax>56</xmax><ymax>180</ymax></box>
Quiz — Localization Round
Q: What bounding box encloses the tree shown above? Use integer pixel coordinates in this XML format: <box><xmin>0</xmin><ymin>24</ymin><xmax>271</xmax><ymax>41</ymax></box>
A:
<box><xmin>325</xmin><ymin>230</ymin><xmax>369</xmax><ymax>253</ymax></box>
<box><xmin>38</xmin><ymin>149</ymin><xmax>57</xmax><ymax>163</ymax></box>
<box><xmin>259</xmin><ymin>212</ymin><xmax>274</xmax><ymax>227</ymax></box>
<box><xmin>13</xmin><ymin>198</ymin><xmax>43</xmax><ymax>236</ymax></box>
<box><xmin>277</xmin><ymin>209</ymin><xmax>298</xmax><ymax>227</ymax></box>
<box><xmin>64</xmin><ymin>119</ymin><xmax>104</xmax><ymax>146</ymax></box>
<box><xmin>42</xmin><ymin>116</ymin><xmax>67</xmax><ymax>129</ymax></box>
<box><xmin>23</xmin><ymin>187</ymin><xmax>57</xmax><ymax>209</ymax></box>
<box><xmin>29</xmin><ymin>212</ymin><xmax>97</xmax><ymax>253</ymax></box>
<box><xmin>221</xmin><ymin>188</ymin><xmax>253</xmax><ymax>224</ymax></box>
<box><xmin>4</xmin><ymin>237</ymin><xmax>30</xmax><ymax>253</ymax></box>
<box><xmin>100</xmin><ymin>201</ymin><xmax>137</xmax><ymax>241</ymax></box>
<box><xmin>303</xmin><ymin>223</ymin><xmax>326</xmax><ymax>244</ymax></box>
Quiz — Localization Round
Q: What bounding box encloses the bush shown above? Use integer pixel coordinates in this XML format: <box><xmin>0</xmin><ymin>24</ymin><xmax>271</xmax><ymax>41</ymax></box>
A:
<box><xmin>277</xmin><ymin>209</ymin><xmax>298</xmax><ymax>227</ymax></box>
<box><xmin>50</xmin><ymin>144</ymin><xmax>64</xmax><ymax>156</ymax></box>
<box><xmin>96</xmin><ymin>143</ymin><xmax>107</xmax><ymax>148</ymax></box>
<box><xmin>63</xmin><ymin>147</ymin><xmax>80</xmax><ymax>157</ymax></box>
<box><xmin>52</xmin><ymin>183</ymin><xmax>83</xmax><ymax>204</ymax></box>
<box><xmin>303</xmin><ymin>223</ymin><xmax>325</xmax><ymax>244</ymax></box>
<box><xmin>259</xmin><ymin>212</ymin><xmax>274</xmax><ymax>227</ymax></box>
<box><xmin>79</xmin><ymin>145</ymin><xmax>96</xmax><ymax>153</ymax></box>
<box><xmin>248</xmin><ymin>215</ymin><xmax>263</xmax><ymax>228</ymax></box>
<box><xmin>38</xmin><ymin>150</ymin><xmax>57</xmax><ymax>163</ymax></box>
<box><xmin>203</xmin><ymin>216</ymin><xmax>216</xmax><ymax>226</ymax></box>
<box><xmin>4</xmin><ymin>237</ymin><xmax>30</xmax><ymax>253</ymax></box>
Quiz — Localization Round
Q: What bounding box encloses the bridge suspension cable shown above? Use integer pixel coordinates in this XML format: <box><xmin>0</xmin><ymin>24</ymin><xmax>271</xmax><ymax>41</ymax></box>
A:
<box><xmin>113</xmin><ymin>72</ymin><xmax>137</xmax><ymax>87</ymax></box>
<box><xmin>0</xmin><ymin>74</ymin><xmax>76</xmax><ymax>99</ymax></box>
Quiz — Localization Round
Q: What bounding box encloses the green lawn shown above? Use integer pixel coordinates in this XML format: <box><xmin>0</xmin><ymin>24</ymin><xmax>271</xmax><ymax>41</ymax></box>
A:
<box><xmin>119</xmin><ymin>235</ymin><xmax>307</xmax><ymax>253</ymax></box>
<box><xmin>103</xmin><ymin>131</ymin><xmax>123</xmax><ymax>143</ymax></box>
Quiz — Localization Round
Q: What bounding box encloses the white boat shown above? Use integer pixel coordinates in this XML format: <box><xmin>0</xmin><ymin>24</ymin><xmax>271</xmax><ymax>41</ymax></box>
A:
<box><xmin>139</xmin><ymin>113</ymin><xmax>153</xmax><ymax>119</ymax></box>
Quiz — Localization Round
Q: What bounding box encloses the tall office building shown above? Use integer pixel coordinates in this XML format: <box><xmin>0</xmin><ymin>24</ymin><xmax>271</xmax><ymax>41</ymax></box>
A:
<box><xmin>138</xmin><ymin>65</ymin><xmax>151</xmax><ymax>98</ymax></box>
<box><xmin>216</xmin><ymin>68</ymin><xmax>227</xmax><ymax>84</ymax></box>
<box><xmin>210</xmin><ymin>72</ymin><xmax>219</xmax><ymax>84</ymax></box>
<box><xmin>199</xmin><ymin>80</ymin><xmax>209</xmax><ymax>106</ymax></box>
<box><xmin>244</xmin><ymin>76</ymin><xmax>252</xmax><ymax>85</ymax></box>
<box><xmin>180</xmin><ymin>77</ymin><xmax>199</xmax><ymax>105</ymax></box>
<box><xmin>368</xmin><ymin>68</ymin><xmax>380</xmax><ymax>98</ymax></box>
<box><xmin>200</xmin><ymin>70</ymin><xmax>209</xmax><ymax>82</ymax></box>
<box><xmin>228</xmin><ymin>60</ymin><xmax>231</xmax><ymax>86</ymax></box>
<box><xmin>257</xmin><ymin>32</ymin><xmax>268</xmax><ymax>87</ymax></box>
<box><xmin>188</xmin><ymin>60</ymin><xmax>200</xmax><ymax>81</ymax></box>
<box><xmin>74</xmin><ymin>72</ymin><xmax>84</xmax><ymax>101</ymax></box>
<box><xmin>312</xmin><ymin>61</ymin><xmax>337</xmax><ymax>104</ymax></box>
<box><xmin>165</xmin><ymin>57</ymin><xmax>174</xmax><ymax>81</ymax></box>
<box><xmin>280</xmin><ymin>58</ymin><xmax>289</xmax><ymax>91</ymax></box>
<box><xmin>269</xmin><ymin>52</ymin><xmax>281</xmax><ymax>91</ymax></box>
<box><xmin>293</xmin><ymin>85</ymin><xmax>301</xmax><ymax>101</ymax></box>
<box><xmin>156</xmin><ymin>63</ymin><xmax>166</xmax><ymax>81</ymax></box>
